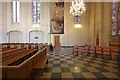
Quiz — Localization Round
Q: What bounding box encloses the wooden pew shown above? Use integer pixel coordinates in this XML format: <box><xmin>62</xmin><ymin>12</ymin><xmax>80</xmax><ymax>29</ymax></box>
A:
<box><xmin>95</xmin><ymin>46</ymin><xmax>103</xmax><ymax>58</ymax></box>
<box><xmin>33</xmin><ymin>47</ymin><xmax>48</xmax><ymax>77</ymax></box>
<box><xmin>2</xmin><ymin>43</ymin><xmax>10</xmax><ymax>48</ymax></box>
<box><xmin>23</xmin><ymin>43</ymin><xmax>29</xmax><ymax>49</ymax></box>
<box><xmin>1</xmin><ymin>46</ymin><xmax>47</xmax><ymax>79</ymax></box>
<box><xmin>1</xmin><ymin>48</ymin><xmax>15</xmax><ymax>52</ymax></box>
<box><xmin>88</xmin><ymin>46</ymin><xmax>96</xmax><ymax>57</ymax></box>
<box><xmin>103</xmin><ymin>47</ymin><xmax>111</xmax><ymax>60</ymax></box>
<box><xmin>72</xmin><ymin>45</ymin><xmax>79</xmax><ymax>55</ymax></box>
<box><xmin>16</xmin><ymin>43</ymin><xmax>23</xmax><ymax>49</ymax></box>
<box><xmin>9</xmin><ymin>43</ymin><xmax>16</xmax><ymax>48</ymax></box>
<box><xmin>77</xmin><ymin>46</ymin><xmax>84</xmax><ymax>55</ymax></box>
<box><xmin>2</xmin><ymin>48</ymin><xmax>37</xmax><ymax>66</ymax></box>
<box><xmin>0</xmin><ymin>48</ymin><xmax>21</xmax><ymax>54</ymax></box>
<box><xmin>1</xmin><ymin>48</ymin><xmax>26</xmax><ymax>60</ymax></box>
<box><xmin>111</xmin><ymin>48</ymin><xmax>120</xmax><ymax>61</ymax></box>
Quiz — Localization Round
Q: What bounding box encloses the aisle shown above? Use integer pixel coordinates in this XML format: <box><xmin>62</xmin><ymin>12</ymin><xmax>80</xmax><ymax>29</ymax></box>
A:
<box><xmin>34</xmin><ymin>48</ymin><xmax>119</xmax><ymax>79</ymax></box>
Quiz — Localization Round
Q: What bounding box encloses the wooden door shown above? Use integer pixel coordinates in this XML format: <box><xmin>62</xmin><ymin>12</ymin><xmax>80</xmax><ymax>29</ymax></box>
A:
<box><xmin>96</xmin><ymin>36</ymin><xmax>99</xmax><ymax>46</ymax></box>
<box><xmin>54</xmin><ymin>36</ymin><xmax>60</xmax><ymax>47</ymax></box>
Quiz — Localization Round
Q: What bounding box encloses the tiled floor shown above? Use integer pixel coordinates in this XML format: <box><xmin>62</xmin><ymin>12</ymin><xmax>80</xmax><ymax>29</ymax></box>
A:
<box><xmin>34</xmin><ymin>47</ymin><xmax>120</xmax><ymax>79</ymax></box>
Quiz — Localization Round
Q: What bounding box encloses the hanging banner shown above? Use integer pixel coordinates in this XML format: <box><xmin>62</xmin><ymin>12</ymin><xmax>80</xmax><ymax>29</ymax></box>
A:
<box><xmin>50</xmin><ymin>2</ymin><xmax>64</xmax><ymax>34</ymax></box>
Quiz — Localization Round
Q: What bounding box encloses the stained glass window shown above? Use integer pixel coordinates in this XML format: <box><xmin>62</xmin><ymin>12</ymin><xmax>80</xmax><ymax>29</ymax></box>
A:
<box><xmin>112</xmin><ymin>0</ymin><xmax>117</xmax><ymax>35</ymax></box>
<box><xmin>118</xmin><ymin>1</ymin><xmax>120</xmax><ymax>35</ymax></box>
<box><xmin>74</xmin><ymin>16</ymin><xmax>82</xmax><ymax>23</ymax></box>
<box><xmin>32</xmin><ymin>0</ymin><xmax>40</xmax><ymax>23</ymax></box>
<box><xmin>12</xmin><ymin>0</ymin><xmax>20</xmax><ymax>23</ymax></box>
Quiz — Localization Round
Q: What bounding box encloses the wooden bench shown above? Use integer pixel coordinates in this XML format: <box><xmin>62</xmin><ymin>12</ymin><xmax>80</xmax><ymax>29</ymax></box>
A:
<box><xmin>33</xmin><ymin>47</ymin><xmax>48</xmax><ymax>77</ymax></box>
<box><xmin>88</xmin><ymin>46</ymin><xmax>96</xmax><ymax>57</ymax></box>
<box><xmin>102</xmin><ymin>47</ymin><xmax>111</xmax><ymax>60</ymax></box>
<box><xmin>33</xmin><ymin>55</ymin><xmax>48</xmax><ymax>76</ymax></box>
<box><xmin>33</xmin><ymin>55</ymin><xmax>48</xmax><ymax>69</ymax></box>
<box><xmin>1</xmin><ymin>46</ymin><xmax>47</xmax><ymax>79</ymax></box>
<box><xmin>2</xmin><ymin>48</ymin><xmax>37</xmax><ymax>66</ymax></box>
<box><xmin>1</xmin><ymin>48</ymin><xmax>26</xmax><ymax>59</ymax></box>
<box><xmin>0</xmin><ymin>48</ymin><xmax>19</xmax><ymax>54</ymax></box>
<box><xmin>1</xmin><ymin>48</ymin><xmax>15</xmax><ymax>52</ymax></box>
<box><xmin>111</xmin><ymin>48</ymin><xmax>120</xmax><ymax>61</ymax></box>
<box><xmin>72</xmin><ymin>45</ymin><xmax>79</xmax><ymax>55</ymax></box>
<box><xmin>0</xmin><ymin>48</ymin><xmax>23</xmax><ymax>60</ymax></box>
<box><xmin>95</xmin><ymin>46</ymin><xmax>103</xmax><ymax>58</ymax></box>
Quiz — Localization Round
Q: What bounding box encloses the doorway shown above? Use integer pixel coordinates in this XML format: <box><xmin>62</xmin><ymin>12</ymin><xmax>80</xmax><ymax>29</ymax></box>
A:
<box><xmin>54</xmin><ymin>36</ymin><xmax>60</xmax><ymax>47</ymax></box>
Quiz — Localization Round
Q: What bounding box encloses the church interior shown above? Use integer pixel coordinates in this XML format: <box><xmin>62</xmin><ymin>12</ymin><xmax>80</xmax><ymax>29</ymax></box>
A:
<box><xmin>0</xmin><ymin>0</ymin><xmax>120</xmax><ymax>79</ymax></box>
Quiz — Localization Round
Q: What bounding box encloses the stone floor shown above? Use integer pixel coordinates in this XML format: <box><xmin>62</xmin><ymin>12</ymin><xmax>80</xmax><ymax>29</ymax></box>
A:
<box><xmin>34</xmin><ymin>47</ymin><xmax>120</xmax><ymax>80</ymax></box>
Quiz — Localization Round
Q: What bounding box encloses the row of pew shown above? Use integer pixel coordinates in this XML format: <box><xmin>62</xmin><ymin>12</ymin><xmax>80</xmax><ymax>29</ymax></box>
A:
<box><xmin>73</xmin><ymin>45</ymin><xmax>120</xmax><ymax>61</ymax></box>
<box><xmin>0</xmin><ymin>43</ymin><xmax>49</xmax><ymax>79</ymax></box>
<box><xmin>1</xmin><ymin>43</ymin><xmax>48</xmax><ymax>50</ymax></box>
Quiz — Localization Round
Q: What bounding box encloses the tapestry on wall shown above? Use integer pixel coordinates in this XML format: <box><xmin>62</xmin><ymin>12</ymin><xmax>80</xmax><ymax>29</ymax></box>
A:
<box><xmin>118</xmin><ymin>1</ymin><xmax>120</xmax><ymax>35</ymax></box>
<box><xmin>50</xmin><ymin>2</ymin><xmax>64</xmax><ymax>34</ymax></box>
<box><xmin>112</xmin><ymin>0</ymin><xmax>117</xmax><ymax>36</ymax></box>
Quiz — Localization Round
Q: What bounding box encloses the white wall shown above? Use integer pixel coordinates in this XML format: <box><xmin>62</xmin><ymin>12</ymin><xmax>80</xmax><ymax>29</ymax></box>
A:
<box><xmin>5</xmin><ymin>2</ymin><xmax>50</xmax><ymax>43</ymax></box>
<box><xmin>0</xmin><ymin>1</ymin><xmax>2</xmax><ymax>43</ymax></box>
<box><xmin>1</xmin><ymin>2</ymin><xmax>89</xmax><ymax>46</ymax></box>
<box><xmin>1</xmin><ymin>2</ymin><xmax>7</xmax><ymax>43</ymax></box>
<box><xmin>51</xmin><ymin>2</ymin><xmax>89</xmax><ymax>46</ymax></box>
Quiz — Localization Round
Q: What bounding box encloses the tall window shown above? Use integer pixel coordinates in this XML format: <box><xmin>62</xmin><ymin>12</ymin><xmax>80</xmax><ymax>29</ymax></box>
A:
<box><xmin>32</xmin><ymin>0</ymin><xmax>40</xmax><ymax>23</ymax></box>
<box><xmin>118</xmin><ymin>1</ymin><xmax>120</xmax><ymax>35</ymax></box>
<box><xmin>12</xmin><ymin>0</ymin><xmax>20</xmax><ymax>23</ymax></box>
<box><xmin>111</xmin><ymin>0</ymin><xmax>117</xmax><ymax>35</ymax></box>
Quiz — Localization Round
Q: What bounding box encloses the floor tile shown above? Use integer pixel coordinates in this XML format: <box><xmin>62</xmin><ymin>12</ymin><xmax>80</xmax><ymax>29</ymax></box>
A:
<box><xmin>90</xmin><ymin>63</ymin><xmax>101</xmax><ymax>67</ymax></box>
<box><xmin>53</xmin><ymin>64</ymin><xmax>60</xmax><ymax>67</ymax></box>
<box><xmin>67</xmin><ymin>61</ymin><xmax>74</xmax><ymax>64</ymax></box>
<box><xmin>43</xmin><ymin>67</ymin><xmax>52</xmax><ymax>72</ymax></box>
<box><xmin>68</xmin><ymin>64</ymin><xmax>76</xmax><ymax>67</ymax></box>
<box><xmin>92</xmin><ymin>72</ymin><xmax>107</xmax><ymax>78</ymax></box>
<box><xmin>106</xmin><ymin>63</ymin><xmax>118</xmax><ymax>68</ymax></box>
<box><xmin>44</xmin><ymin>64</ymin><xmax>53</xmax><ymax>67</ymax></box>
<box><xmin>51</xmin><ymin>73</ymin><xmax>61</xmax><ymax>78</ymax></box>
<box><xmin>79</xmin><ymin>67</ymin><xmax>90</xmax><ymax>72</ymax></box>
<box><xmin>83</xmin><ymin>63</ymin><xmax>92</xmax><ymax>67</ymax></box>
<box><xmin>60</xmin><ymin>63</ymin><xmax>69</xmax><ymax>67</ymax></box>
<box><xmin>98</xmin><ymin>63</ymin><xmax>109</xmax><ymax>67</ymax></box>
<box><xmin>70</xmin><ymin>67</ymin><xmax>80</xmax><ymax>73</ymax></box>
<box><xmin>95</xmin><ymin>67</ymin><xmax>109</xmax><ymax>72</ymax></box>
<box><xmin>34</xmin><ymin>48</ymin><xmax>119</xmax><ymax>79</ymax></box>
<box><xmin>41</xmin><ymin>73</ymin><xmax>51</xmax><ymax>78</ymax></box>
<box><xmin>61</xmin><ymin>67</ymin><xmax>70</xmax><ymax>72</ymax></box>
<box><xmin>53</xmin><ymin>61</ymin><xmax>60</xmax><ymax>64</ymax></box>
<box><xmin>82</xmin><ymin>72</ymin><xmax>96</xmax><ymax>78</ymax></box>
<box><xmin>72</xmin><ymin>73</ymin><xmax>84</xmax><ymax>78</ymax></box>
<box><xmin>52</xmin><ymin>67</ymin><xmax>61</xmax><ymax>73</ymax></box>
<box><xmin>61</xmin><ymin>73</ymin><xmax>73</xmax><ymax>78</ymax></box>
<box><xmin>104</xmin><ymin>67</ymin><xmax>118</xmax><ymax>72</ymax></box>
<box><xmin>86</xmin><ymin>67</ymin><xmax>100</xmax><ymax>72</ymax></box>
<box><xmin>102</xmin><ymin>72</ymin><xmax>119</xmax><ymax>78</ymax></box>
<box><xmin>60</xmin><ymin>61</ymin><xmax>67</xmax><ymax>63</ymax></box>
